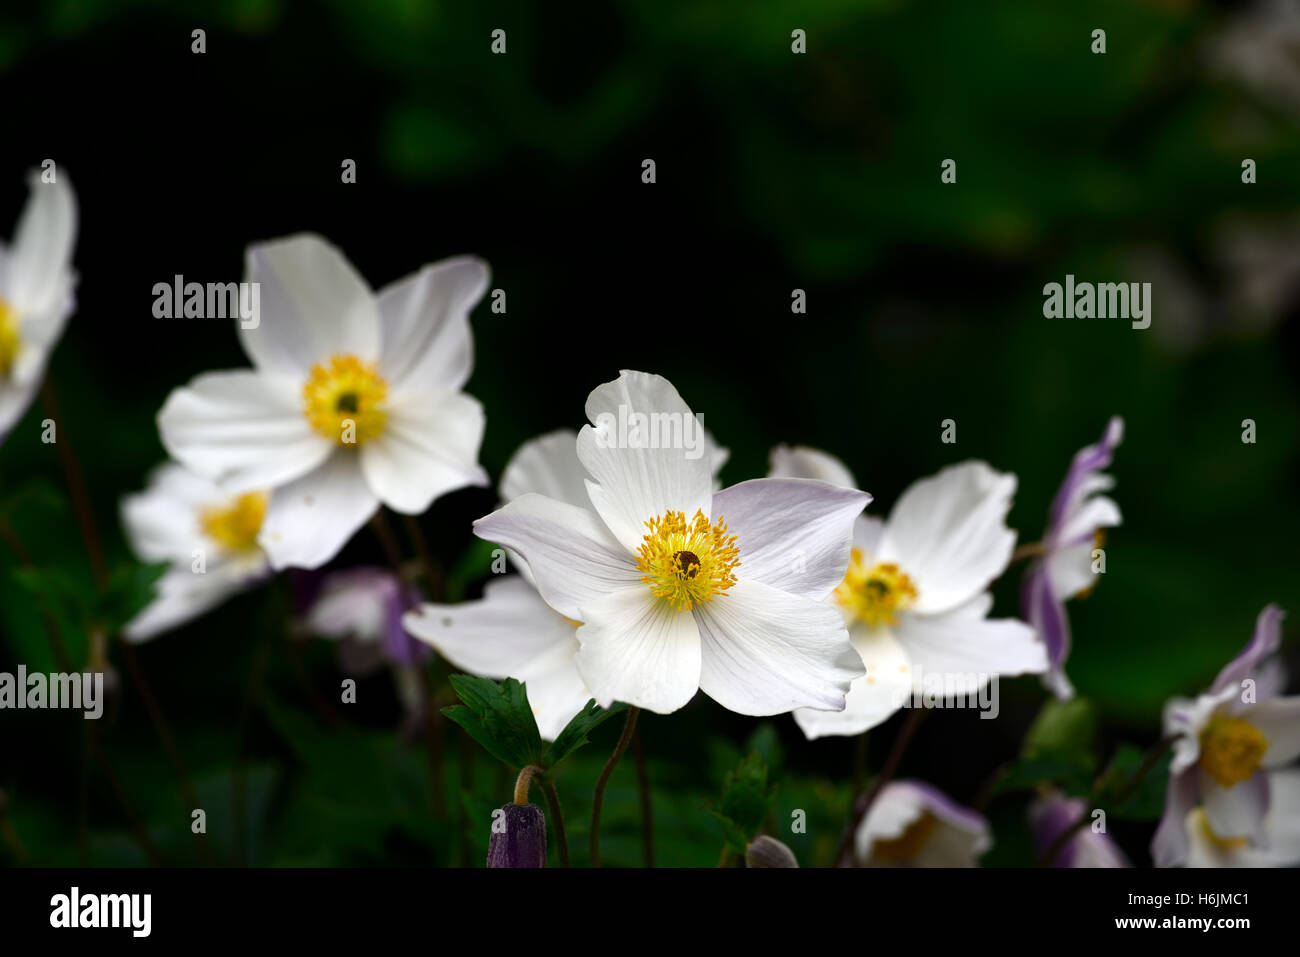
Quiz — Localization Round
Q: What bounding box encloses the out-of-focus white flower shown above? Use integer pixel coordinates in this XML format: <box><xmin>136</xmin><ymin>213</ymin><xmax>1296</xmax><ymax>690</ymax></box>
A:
<box><xmin>773</xmin><ymin>447</ymin><xmax>1047</xmax><ymax>739</ymax></box>
<box><xmin>473</xmin><ymin>371</ymin><xmax>868</xmax><ymax>717</ymax></box>
<box><xmin>121</xmin><ymin>463</ymin><xmax>270</xmax><ymax>641</ymax></box>
<box><xmin>854</xmin><ymin>780</ymin><xmax>991</xmax><ymax>867</ymax></box>
<box><xmin>0</xmin><ymin>170</ymin><xmax>77</xmax><ymax>442</ymax></box>
<box><xmin>1152</xmin><ymin>605</ymin><xmax>1300</xmax><ymax>867</ymax></box>
<box><xmin>1029</xmin><ymin>788</ymin><xmax>1129</xmax><ymax>867</ymax></box>
<box><xmin>1184</xmin><ymin>768</ymin><xmax>1300</xmax><ymax>867</ymax></box>
<box><xmin>158</xmin><ymin>234</ymin><xmax>489</xmax><ymax>570</ymax></box>
<box><xmin>1021</xmin><ymin>417</ymin><xmax>1123</xmax><ymax>700</ymax></box>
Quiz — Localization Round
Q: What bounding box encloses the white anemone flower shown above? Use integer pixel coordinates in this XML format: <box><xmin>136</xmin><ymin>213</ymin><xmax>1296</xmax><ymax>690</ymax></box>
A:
<box><xmin>0</xmin><ymin>171</ymin><xmax>77</xmax><ymax>442</ymax></box>
<box><xmin>854</xmin><ymin>780</ymin><xmax>992</xmax><ymax>867</ymax></box>
<box><xmin>121</xmin><ymin>463</ymin><xmax>270</xmax><ymax>641</ymax></box>
<box><xmin>471</xmin><ymin>371</ymin><xmax>868</xmax><ymax>716</ymax></box>
<box><xmin>771</xmin><ymin>446</ymin><xmax>1048</xmax><ymax>739</ymax></box>
<box><xmin>158</xmin><ymin>234</ymin><xmax>489</xmax><ymax>570</ymax></box>
<box><xmin>1184</xmin><ymin>769</ymin><xmax>1300</xmax><ymax>867</ymax></box>
<box><xmin>1152</xmin><ymin>604</ymin><xmax>1300</xmax><ymax>867</ymax></box>
<box><xmin>406</xmin><ymin>426</ymin><xmax>728</xmax><ymax>740</ymax></box>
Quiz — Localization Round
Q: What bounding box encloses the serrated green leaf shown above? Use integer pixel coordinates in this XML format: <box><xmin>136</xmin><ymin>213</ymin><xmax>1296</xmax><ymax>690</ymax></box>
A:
<box><xmin>1023</xmin><ymin>696</ymin><xmax>1098</xmax><ymax>763</ymax></box>
<box><xmin>703</xmin><ymin>751</ymin><xmax>774</xmax><ymax>854</ymax></box>
<box><xmin>542</xmin><ymin>698</ymin><xmax>628</xmax><ymax>770</ymax></box>
<box><xmin>442</xmin><ymin>675</ymin><xmax>543</xmax><ymax>769</ymax></box>
<box><xmin>94</xmin><ymin>561</ymin><xmax>169</xmax><ymax>635</ymax></box>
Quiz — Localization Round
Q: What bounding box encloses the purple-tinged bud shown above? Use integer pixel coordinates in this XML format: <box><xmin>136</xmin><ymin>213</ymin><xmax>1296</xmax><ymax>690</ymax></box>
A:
<box><xmin>745</xmin><ymin>835</ymin><xmax>799</xmax><ymax>868</ymax></box>
<box><xmin>487</xmin><ymin>803</ymin><xmax>547</xmax><ymax>868</ymax></box>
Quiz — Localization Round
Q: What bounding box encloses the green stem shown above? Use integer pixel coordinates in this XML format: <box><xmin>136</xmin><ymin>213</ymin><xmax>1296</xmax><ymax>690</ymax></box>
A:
<box><xmin>590</xmin><ymin>706</ymin><xmax>639</xmax><ymax>868</ymax></box>
<box><xmin>633</xmin><ymin>725</ymin><xmax>654</xmax><ymax>868</ymax></box>
<box><xmin>834</xmin><ymin>708</ymin><xmax>925</xmax><ymax>866</ymax></box>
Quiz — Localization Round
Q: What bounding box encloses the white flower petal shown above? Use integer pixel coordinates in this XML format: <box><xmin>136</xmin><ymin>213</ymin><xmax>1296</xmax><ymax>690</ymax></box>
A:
<box><xmin>695</xmin><ymin>578</ymin><xmax>861</xmax><ymax>715</ymax></box>
<box><xmin>6</xmin><ymin>170</ymin><xmax>77</xmax><ymax>316</ymax></box>
<box><xmin>404</xmin><ymin>576</ymin><xmax>573</xmax><ymax>677</ymax></box>
<box><xmin>0</xmin><ymin>378</ymin><xmax>41</xmax><ymax>442</ymax></box>
<box><xmin>1045</xmin><ymin>541</ymin><xmax>1097</xmax><ymax>601</ymax></box>
<box><xmin>375</xmin><ymin>256</ymin><xmax>488</xmax><ymax>398</ymax></box>
<box><xmin>472</xmin><ymin>493</ymin><xmax>641</xmax><ymax>621</ymax></box>
<box><xmin>240</xmin><ymin>234</ymin><xmax>380</xmax><ymax>376</ymax></box>
<box><xmin>711</xmin><ymin>478</ymin><xmax>870</xmax><ymax>601</ymax></box>
<box><xmin>894</xmin><ymin>608</ymin><xmax>1047</xmax><ymax>690</ymax></box>
<box><xmin>513</xmin><ymin>638</ymin><xmax>591</xmax><ymax>742</ymax></box>
<box><xmin>121</xmin><ymin>463</ymin><xmax>228</xmax><ymax>563</ymax></box>
<box><xmin>123</xmin><ymin>557</ymin><xmax>259</xmax><ymax>642</ymax></box>
<box><xmin>1058</xmin><ymin>494</ymin><xmax>1121</xmax><ymax>545</ymax></box>
<box><xmin>499</xmin><ymin>429</ymin><xmax>589</xmax><ymax>508</ymax></box>
<box><xmin>767</xmin><ymin>444</ymin><xmax>857</xmax><ymax>488</ymax></box>
<box><xmin>1253</xmin><ymin>696</ymin><xmax>1300</xmax><ymax>767</ymax></box>
<box><xmin>360</xmin><ymin>390</ymin><xmax>487</xmax><ymax>513</ymax></box>
<box><xmin>574</xmin><ymin>586</ymin><xmax>702</xmax><ymax>713</ymax></box>
<box><xmin>1200</xmin><ymin>769</ymin><xmax>1269</xmax><ymax>841</ymax></box>
<box><xmin>576</xmin><ymin>370</ymin><xmax>713</xmax><ymax>550</ymax></box>
<box><xmin>258</xmin><ymin>452</ymin><xmax>378</xmax><ymax>569</ymax></box>
<box><xmin>877</xmin><ymin>461</ymin><xmax>1018</xmax><ymax>615</ymax></box>
<box><xmin>794</xmin><ymin>626</ymin><xmax>911</xmax><ymax>738</ymax></box>
<box><xmin>158</xmin><ymin>370</ymin><xmax>332</xmax><ymax>493</ymax></box>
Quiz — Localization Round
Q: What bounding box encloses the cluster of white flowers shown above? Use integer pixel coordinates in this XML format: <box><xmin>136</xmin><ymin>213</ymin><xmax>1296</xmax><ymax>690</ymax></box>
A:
<box><xmin>4</xmin><ymin>167</ymin><xmax>1296</xmax><ymax>869</ymax></box>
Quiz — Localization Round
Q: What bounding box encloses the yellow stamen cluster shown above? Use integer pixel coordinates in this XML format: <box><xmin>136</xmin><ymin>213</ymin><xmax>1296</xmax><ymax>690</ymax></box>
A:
<box><xmin>871</xmin><ymin>812</ymin><xmax>939</xmax><ymax>863</ymax></box>
<box><xmin>199</xmin><ymin>492</ymin><xmax>268</xmax><ymax>552</ymax></box>
<box><xmin>834</xmin><ymin>548</ymin><xmax>918</xmax><ymax>627</ymax></box>
<box><xmin>636</xmin><ymin>509</ymin><xmax>740</xmax><ymax>611</ymax></box>
<box><xmin>302</xmin><ymin>355</ymin><xmax>388</xmax><ymax>445</ymax></box>
<box><xmin>1199</xmin><ymin>715</ymin><xmax>1268</xmax><ymax>789</ymax></box>
<box><xmin>0</xmin><ymin>300</ymin><xmax>21</xmax><ymax>378</ymax></box>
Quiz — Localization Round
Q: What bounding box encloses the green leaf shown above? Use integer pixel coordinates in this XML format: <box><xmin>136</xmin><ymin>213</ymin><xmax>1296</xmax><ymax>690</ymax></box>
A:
<box><xmin>992</xmin><ymin>752</ymin><xmax>1095</xmax><ymax>798</ymax></box>
<box><xmin>703</xmin><ymin>751</ymin><xmax>775</xmax><ymax>854</ymax></box>
<box><xmin>1094</xmin><ymin>743</ymin><xmax>1170</xmax><ymax>821</ymax></box>
<box><xmin>441</xmin><ymin>675</ymin><xmax>543</xmax><ymax>769</ymax></box>
<box><xmin>1023</xmin><ymin>697</ymin><xmax>1098</xmax><ymax>764</ymax></box>
<box><xmin>94</xmin><ymin>561</ymin><xmax>169</xmax><ymax>635</ymax></box>
<box><xmin>543</xmin><ymin>698</ymin><xmax>628</xmax><ymax>770</ymax></box>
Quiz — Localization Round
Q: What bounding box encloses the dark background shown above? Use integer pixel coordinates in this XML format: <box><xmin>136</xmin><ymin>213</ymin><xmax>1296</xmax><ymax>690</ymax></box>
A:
<box><xmin>1</xmin><ymin>0</ymin><xmax>1297</xmax><ymax>866</ymax></box>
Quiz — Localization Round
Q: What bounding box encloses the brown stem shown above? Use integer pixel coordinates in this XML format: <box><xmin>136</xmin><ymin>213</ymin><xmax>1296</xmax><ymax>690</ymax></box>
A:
<box><xmin>40</xmin><ymin>381</ymin><xmax>106</xmax><ymax>588</ymax></box>
<box><xmin>1011</xmin><ymin>541</ymin><xmax>1047</xmax><ymax>563</ymax></box>
<box><xmin>834</xmin><ymin>708</ymin><xmax>926</xmax><ymax>866</ymax></box>
<box><xmin>370</xmin><ymin>511</ymin><xmax>448</xmax><ymax>818</ymax></box>
<box><xmin>1038</xmin><ymin>735</ymin><xmax>1178</xmax><ymax>867</ymax></box>
<box><xmin>540</xmin><ymin>778</ymin><xmax>571</xmax><ymax>867</ymax></box>
<box><xmin>402</xmin><ymin>513</ymin><xmax>445</xmax><ymax>600</ymax></box>
<box><xmin>633</xmin><ymin>725</ymin><xmax>654</xmax><ymax>868</ymax></box>
<box><xmin>590</xmin><ymin>706</ymin><xmax>639</xmax><ymax>868</ymax></box>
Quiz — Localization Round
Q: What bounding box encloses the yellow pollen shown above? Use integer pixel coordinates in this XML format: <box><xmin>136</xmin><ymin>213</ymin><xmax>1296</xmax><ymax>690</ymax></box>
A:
<box><xmin>1193</xmin><ymin>808</ymin><xmax>1249</xmax><ymax>851</ymax></box>
<box><xmin>872</xmin><ymin>812</ymin><xmax>939</xmax><ymax>862</ymax></box>
<box><xmin>303</xmin><ymin>354</ymin><xmax>388</xmax><ymax>445</ymax></box>
<box><xmin>0</xmin><ymin>300</ymin><xmax>21</xmax><ymax>378</ymax></box>
<box><xmin>636</xmin><ymin>509</ymin><xmax>740</xmax><ymax>611</ymax></box>
<box><xmin>834</xmin><ymin>549</ymin><xmax>918</xmax><ymax>627</ymax></box>
<box><xmin>1199</xmin><ymin>715</ymin><xmax>1268</xmax><ymax>788</ymax></box>
<box><xmin>199</xmin><ymin>492</ymin><xmax>268</xmax><ymax>552</ymax></box>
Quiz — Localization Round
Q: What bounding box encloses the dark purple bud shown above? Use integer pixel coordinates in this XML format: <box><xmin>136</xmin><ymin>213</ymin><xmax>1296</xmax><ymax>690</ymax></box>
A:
<box><xmin>745</xmin><ymin>835</ymin><xmax>799</xmax><ymax>868</ymax></box>
<box><xmin>487</xmin><ymin>803</ymin><xmax>547</xmax><ymax>868</ymax></box>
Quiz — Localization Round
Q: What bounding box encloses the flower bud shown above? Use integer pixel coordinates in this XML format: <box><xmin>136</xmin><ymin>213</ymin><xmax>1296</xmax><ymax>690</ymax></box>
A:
<box><xmin>487</xmin><ymin>802</ymin><xmax>547</xmax><ymax>868</ymax></box>
<box><xmin>745</xmin><ymin>835</ymin><xmax>799</xmax><ymax>868</ymax></box>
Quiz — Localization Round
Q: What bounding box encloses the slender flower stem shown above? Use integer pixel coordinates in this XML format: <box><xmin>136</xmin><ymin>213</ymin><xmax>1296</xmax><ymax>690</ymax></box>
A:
<box><xmin>370</xmin><ymin>510</ymin><xmax>448</xmax><ymax>818</ymax></box>
<box><xmin>402</xmin><ymin>513</ymin><xmax>445</xmax><ymax>601</ymax></box>
<box><xmin>540</xmin><ymin>778</ymin><xmax>571</xmax><ymax>867</ymax></box>
<box><xmin>1011</xmin><ymin>541</ymin><xmax>1047</xmax><ymax>563</ymax></box>
<box><xmin>834</xmin><ymin>708</ymin><xmax>926</xmax><ymax>866</ymax></box>
<box><xmin>632</xmin><ymin>725</ymin><xmax>655</xmax><ymax>868</ymax></box>
<box><xmin>514</xmin><ymin>765</ymin><xmax>544</xmax><ymax>805</ymax></box>
<box><xmin>590</xmin><ymin>706</ymin><xmax>639</xmax><ymax>868</ymax></box>
<box><xmin>1038</xmin><ymin>734</ymin><xmax>1178</xmax><ymax>867</ymax></box>
<box><xmin>40</xmin><ymin>381</ymin><xmax>107</xmax><ymax>588</ymax></box>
